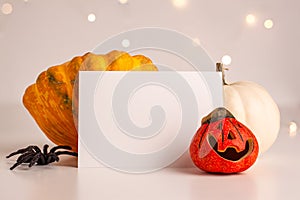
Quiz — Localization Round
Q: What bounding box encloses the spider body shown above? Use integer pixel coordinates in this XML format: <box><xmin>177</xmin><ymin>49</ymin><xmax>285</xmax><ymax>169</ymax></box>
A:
<box><xmin>6</xmin><ymin>144</ymin><xmax>78</xmax><ymax>170</ymax></box>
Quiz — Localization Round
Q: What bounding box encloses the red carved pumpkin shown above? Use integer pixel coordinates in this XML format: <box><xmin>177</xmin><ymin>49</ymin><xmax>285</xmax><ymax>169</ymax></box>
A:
<box><xmin>189</xmin><ymin>107</ymin><xmax>259</xmax><ymax>173</ymax></box>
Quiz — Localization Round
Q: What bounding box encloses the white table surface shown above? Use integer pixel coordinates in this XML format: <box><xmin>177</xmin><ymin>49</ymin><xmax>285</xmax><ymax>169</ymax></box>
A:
<box><xmin>1</xmin><ymin>104</ymin><xmax>300</xmax><ymax>200</ymax></box>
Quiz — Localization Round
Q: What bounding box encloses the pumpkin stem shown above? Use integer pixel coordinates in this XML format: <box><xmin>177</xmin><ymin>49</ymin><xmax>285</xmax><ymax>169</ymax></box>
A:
<box><xmin>216</xmin><ymin>62</ymin><xmax>228</xmax><ymax>85</ymax></box>
<box><xmin>201</xmin><ymin>107</ymin><xmax>235</xmax><ymax>124</ymax></box>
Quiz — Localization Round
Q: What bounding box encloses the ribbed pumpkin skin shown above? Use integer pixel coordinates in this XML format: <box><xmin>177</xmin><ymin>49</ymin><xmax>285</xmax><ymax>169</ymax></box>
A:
<box><xmin>23</xmin><ymin>51</ymin><xmax>158</xmax><ymax>152</ymax></box>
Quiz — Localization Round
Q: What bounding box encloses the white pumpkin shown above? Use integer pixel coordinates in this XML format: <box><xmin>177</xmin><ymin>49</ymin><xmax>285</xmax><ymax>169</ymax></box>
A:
<box><xmin>217</xmin><ymin>63</ymin><xmax>280</xmax><ymax>154</ymax></box>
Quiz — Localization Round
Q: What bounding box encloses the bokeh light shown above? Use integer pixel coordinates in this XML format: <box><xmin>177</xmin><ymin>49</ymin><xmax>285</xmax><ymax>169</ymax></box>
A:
<box><xmin>264</xmin><ymin>19</ymin><xmax>274</xmax><ymax>29</ymax></box>
<box><xmin>221</xmin><ymin>55</ymin><xmax>232</xmax><ymax>65</ymax></box>
<box><xmin>1</xmin><ymin>3</ymin><xmax>13</xmax><ymax>15</ymax></box>
<box><xmin>119</xmin><ymin>0</ymin><xmax>128</xmax><ymax>5</ymax></box>
<box><xmin>121</xmin><ymin>39</ymin><xmax>130</xmax><ymax>48</ymax></box>
<box><xmin>289</xmin><ymin>121</ymin><xmax>298</xmax><ymax>137</ymax></box>
<box><xmin>246</xmin><ymin>14</ymin><xmax>256</xmax><ymax>24</ymax></box>
<box><xmin>87</xmin><ymin>13</ymin><xmax>96</xmax><ymax>22</ymax></box>
<box><xmin>172</xmin><ymin>0</ymin><xmax>187</xmax><ymax>9</ymax></box>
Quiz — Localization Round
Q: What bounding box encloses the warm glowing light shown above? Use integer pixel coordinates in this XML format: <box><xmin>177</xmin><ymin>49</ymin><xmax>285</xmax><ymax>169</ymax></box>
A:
<box><xmin>121</xmin><ymin>39</ymin><xmax>130</xmax><ymax>48</ymax></box>
<box><xmin>87</xmin><ymin>13</ymin><xmax>96</xmax><ymax>22</ymax></box>
<box><xmin>1</xmin><ymin>3</ymin><xmax>13</xmax><ymax>15</ymax></box>
<box><xmin>119</xmin><ymin>0</ymin><xmax>128</xmax><ymax>4</ymax></box>
<box><xmin>221</xmin><ymin>55</ymin><xmax>232</xmax><ymax>65</ymax></box>
<box><xmin>192</xmin><ymin>38</ymin><xmax>201</xmax><ymax>46</ymax></box>
<box><xmin>172</xmin><ymin>0</ymin><xmax>187</xmax><ymax>8</ymax></box>
<box><xmin>264</xmin><ymin>19</ymin><xmax>274</xmax><ymax>29</ymax></box>
<box><xmin>289</xmin><ymin>121</ymin><xmax>297</xmax><ymax>137</ymax></box>
<box><xmin>246</xmin><ymin>14</ymin><xmax>256</xmax><ymax>24</ymax></box>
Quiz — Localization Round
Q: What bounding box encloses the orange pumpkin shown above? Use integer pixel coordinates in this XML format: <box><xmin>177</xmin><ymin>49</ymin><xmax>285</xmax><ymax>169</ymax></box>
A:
<box><xmin>189</xmin><ymin>107</ymin><xmax>259</xmax><ymax>173</ymax></box>
<box><xmin>23</xmin><ymin>50</ymin><xmax>158</xmax><ymax>152</ymax></box>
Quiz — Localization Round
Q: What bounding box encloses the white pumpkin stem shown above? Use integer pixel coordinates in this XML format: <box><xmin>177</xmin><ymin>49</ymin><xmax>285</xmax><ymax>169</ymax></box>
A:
<box><xmin>216</xmin><ymin>63</ymin><xmax>228</xmax><ymax>85</ymax></box>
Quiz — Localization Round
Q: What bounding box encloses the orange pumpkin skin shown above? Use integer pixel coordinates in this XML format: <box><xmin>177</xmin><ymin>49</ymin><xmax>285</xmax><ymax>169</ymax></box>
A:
<box><xmin>23</xmin><ymin>51</ymin><xmax>158</xmax><ymax>152</ymax></box>
<box><xmin>189</xmin><ymin>107</ymin><xmax>259</xmax><ymax>174</ymax></box>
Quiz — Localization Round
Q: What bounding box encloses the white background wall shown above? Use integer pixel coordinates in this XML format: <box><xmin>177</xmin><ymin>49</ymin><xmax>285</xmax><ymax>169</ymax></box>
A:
<box><xmin>1</xmin><ymin>0</ymin><xmax>299</xmax><ymax>115</ymax></box>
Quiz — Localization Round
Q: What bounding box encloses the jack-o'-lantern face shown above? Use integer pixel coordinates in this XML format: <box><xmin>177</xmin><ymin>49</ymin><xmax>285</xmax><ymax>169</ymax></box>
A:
<box><xmin>190</xmin><ymin>107</ymin><xmax>259</xmax><ymax>173</ymax></box>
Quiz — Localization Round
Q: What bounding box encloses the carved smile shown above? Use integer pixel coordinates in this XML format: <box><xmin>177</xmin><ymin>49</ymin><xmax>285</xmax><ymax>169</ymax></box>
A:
<box><xmin>208</xmin><ymin>135</ymin><xmax>254</xmax><ymax>161</ymax></box>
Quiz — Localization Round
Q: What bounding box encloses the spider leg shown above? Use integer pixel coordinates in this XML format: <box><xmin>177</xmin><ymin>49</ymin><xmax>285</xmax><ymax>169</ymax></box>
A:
<box><xmin>10</xmin><ymin>161</ymin><xmax>23</xmax><ymax>170</ymax></box>
<box><xmin>47</xmin><ymin>153</ymin><xmax>59</xmax><ymax>164</ymax></box>
<box><xmin>43</xmin><ymin>144</ymin><xmax>49</xmax><ymax>155</ymax></box>
<box><xmin>49</xmin><ymin>145</ymin><xmax>72</xmax><ymax>153</ymax></box>
<box><xmin>55</xmin><ymin>151</ymin><xmax>78</xmax><ymax>157</ymax></box>
<box><xmin>29</xmin><ymin>153</ymin><xmax>42</xmax><ymax>167</ymax></box>
<box><xmin>10</xmin><ymin>152</ymin><xmax>36</xmax><ymax>170</ymax></box>
<box><xmin>31</xmin><ymin>146</ymin><xmax>42</xmax><ymax>153</ymax></box>
<box><xmin>16</xmin><ymin>152</ymin><xmax>34</xmax><ymax>163</ymax></box>
<box><xmin>45</xmin><ymin>151</ymin><xmax>77</xmax><ymax>164</ymax></box>
<box><xmin>6</xmin><ymin>145</ymin><xmax>39</xmax><ymax>158</ymax></box>
<box><xmin>36</xmin><ymin>154</ymin><xmax>46</xmax><ymax>165</ymax></box>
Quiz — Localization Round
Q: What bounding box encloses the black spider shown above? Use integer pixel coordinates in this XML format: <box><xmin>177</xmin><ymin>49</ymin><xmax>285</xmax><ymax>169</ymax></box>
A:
<box><xmin>6</xmin><ymin>144</ymin><xmax>78</xmax><ymax>170</ymax></box>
